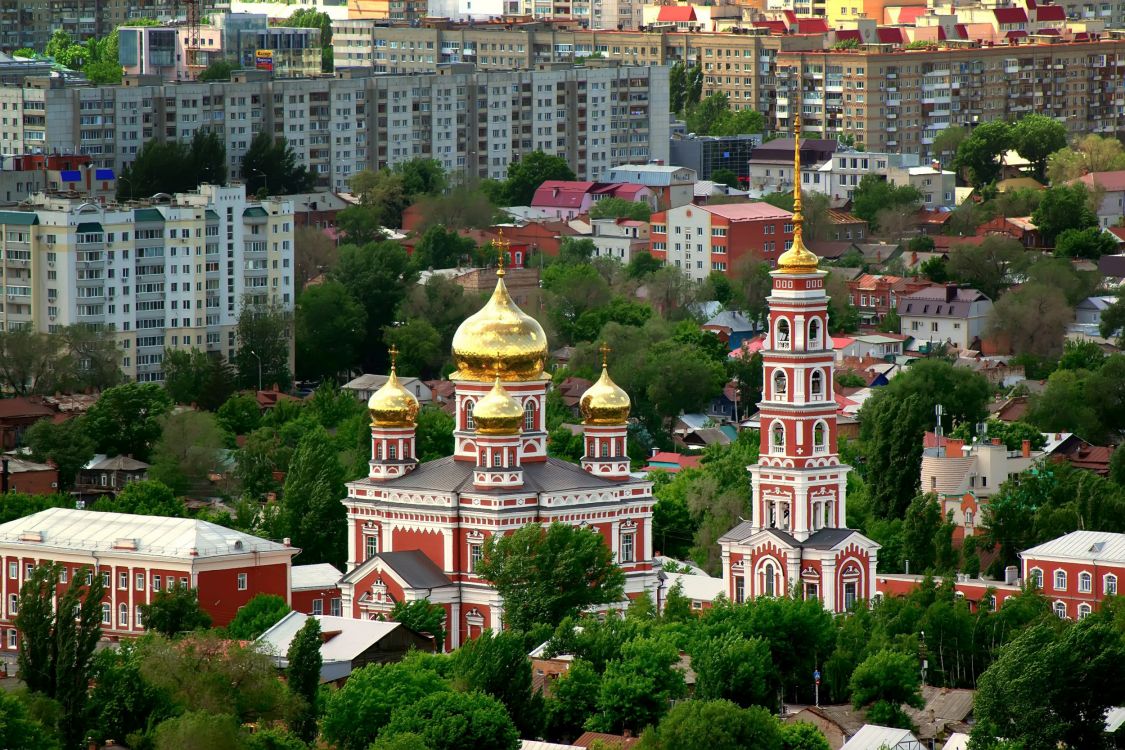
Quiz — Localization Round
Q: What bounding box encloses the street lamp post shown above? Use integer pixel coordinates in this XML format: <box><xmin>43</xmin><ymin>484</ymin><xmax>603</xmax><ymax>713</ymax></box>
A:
<box><xmin>249</xmin><ymin>349</ymin><xmax>262</xmax><ymax>392</ymax></box>
<box><xmin>251</xmin><ymin>168</ymin><xmax>269</xmax><ymax>195</ymax></box>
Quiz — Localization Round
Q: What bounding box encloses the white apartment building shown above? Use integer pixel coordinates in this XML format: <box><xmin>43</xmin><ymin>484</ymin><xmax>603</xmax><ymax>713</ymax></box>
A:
<box><xmin>0</xmin><ymin>63</ymin><xmax>666</xmax><ymax>191</ymax></box>
<box><xmin>0</xmin><ymin>184</ymin><xmax>294</xmax><ymax>382</ymax></box>
<box><xmin>587</xmin><ymin>217</ymin><xmax>650</xmax><ymax>262</ymax></box>
<box><xmin>897</xmin><ymin>285</ymin><xmax>993</xmax><ymax>351</ymax></box>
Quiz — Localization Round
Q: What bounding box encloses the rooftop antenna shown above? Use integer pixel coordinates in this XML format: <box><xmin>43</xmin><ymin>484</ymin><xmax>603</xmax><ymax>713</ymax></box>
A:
<box><xmin>934</xmin><ymin>403</ymin><xmax>944</xmax><ymax>440</ymax></box>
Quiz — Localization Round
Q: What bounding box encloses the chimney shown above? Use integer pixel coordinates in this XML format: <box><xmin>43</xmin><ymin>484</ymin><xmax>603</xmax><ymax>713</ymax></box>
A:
<box><xmin>1</xmin><ymin>458</ymin><xmax>8</xmax><ymax>494</ymax></box>
<box><xmin>1021</xmin><ymin>439</ymin><xmax>1031</xmax><ymax>457</ymax></box>
<box><xmin>991</xmin><ymin>437</ymin><xmax>1001</xmax><ymax>446</ymax></box>
<box><xmin>931</xmin><ymin>159</ymin><xmax>941</xmax><ymax>171</ymax></box>
<box><xmin>945</xmin><ymin>284</ymin><xmax>957</xmax><ymax>302</ymax></box>
<box><xmin>283</xmin><ymin>537</ymin><xmax>292</xmax><ymax>547</ymax></box>
<box><xmin>1004</xmin><ymin>565</ymin><xmax>1018</xmax><ymax>585</ymax></box>
<box><xmin>651</xmin><ymin>448</ymin><xmax>659</xmax><ymax>457</ymax></box>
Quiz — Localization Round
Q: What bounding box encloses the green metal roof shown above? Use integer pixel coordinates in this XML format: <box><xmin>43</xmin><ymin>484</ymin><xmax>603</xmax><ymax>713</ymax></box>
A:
<box><xmin>133</xmin><ymin>208</ymin><xmax>165</xmax><ymax>223</ymax></box>
<box><xmin>205</xmin><ymin>209</ymin><xmax>220</xmax><ymax>221</ymax></box>
<box><xmin>243</xmin><ymin>206</ymin><xmax>268</xmax><ymax>218</ymax></box>
<box><xmin>76</xmin><ymin>222</ymin><xmax>104</xmax><ymax>234</ymax></box>
<box><xmin>0</xmin><ymin>211</ymin><xmax>38</xmax><ymax>226</ymax></box>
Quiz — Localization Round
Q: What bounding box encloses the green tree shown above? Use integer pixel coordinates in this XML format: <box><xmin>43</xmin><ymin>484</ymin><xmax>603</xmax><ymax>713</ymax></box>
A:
<box><xmin>645</xmin><ymin>339</ymin><xmax>727</xmax><ymax>433</ymax></box>
<box><xmin>689</xmin><ymin>631</ymin><xmax>775</xmax><ymax>709</ymax></box>
<box><xmin>287</xmin><ymin>616</ymin><xmax>323</xmax><ymax>743</ymax></box>
<box><xmin>78</xmin><ymin>381</ymin><xmax>173</xmax><ymax>461</ymax></box>
<box><xmin>973</xmin><ymin>621</ymin><xmax>1125</xmax><ymax>750</ymax></box>
<box><xmin>139</xmin><ymin>583</ymin><xmax>213</xmax><ymax>637</ymax></box>
<box><xmin>382</xmin><ymin>691</ymin><xmax>519</xmax><ymax>750</ymax></box>
<box><xmin>780</xmin><ymin>722</ymin><xmax>831</xmax><ymax>750</ymax></box>
<box><xmin>416</xmin><ymin>406</ymin><xmax>456</xmax><ymax>462</ymax></box>
<box><xmin>295</xmin><ymin>280</ymin><xmax>366</xmax><ymax>381</ymax></box>
<box><xmin>153</xmin><ymin>711</ymin><xmax>244</xmax><ymax>750</ymax></box>
<box><xmin>148</xmin><ymin>410</ymin><xmax>226</xmax><ymax>495</ymax></box>
<box><xmin>1026</xmin><ymin>367</ymin><xmax>1107</xmax><ymax>443</ymax></box>
<box><xmin>627</xmin><ymin>251</ymin><xmax>663</xmax><ymax>279</ymax></box>
<box><xmin>851</xmin><ymin>174</ymin><xmax>923</xmax><ymax>231</ymax></box>
<box><xmin>848</xmin><ymin>649</ymin><xmax>924</xmax><ymax>729</ymax></box>
<box><xmin>711</xmin><ymin>168</ymin><xmax>741</xmax><ymax>189</ymax></box>
<box><xmin>341</xmin><ymin>169</ymin><xmax>409</xmax><ymax>233</ymax></box>
<box><xmin>590</xmin><ymin>636</ymin><xmax>687</xmax><ymax>734</ymax></box>
<box><xmin>931</xmin><ymin>126</ymin><xmax>969</xmax><ymax>164</ymax></box>
<box><xmin>503</xmin><ymin>151</ymin><xmax>577</xmax><ymax>205</ymax></box>
<box><xmin>242</xmin><ymin>132</ymin><xmax>315</xmax><ymax>194</ymax></box>
<box><xmin>163</xmin><ymin>348</ymin><xmax>231</xmax><ymax>407</ymax></box>
<box><xmin>21</xmin><ymin>417</ymin><xmax>95</xmax><ymax>491</ymax></box>
<box><xmin>589</xmin><ymin>198</ymin><xmax>652</xmax><ymax>221</ymax></box>
<box><xmin>1046</xmin><ymin>133</ymin><xmax>1125</xmax><ymax>183</ymax></box>
<box><xmin>477</xmin><ymin>522</ymin><xmax>625</xmax><ymax>633</ymax></box>
<box><xmin>86</xmin><ymin>640</ymin><xmax>178</xmax><ymax>747</ymax></box>
<box><xmin>669</xmin><ymin>61</ymin><xmax>688</xmax><ymax>114</ymax></box>
<box><xmin>283</xmin><ymin>8</ymin><xmax>333</xmax><ymax>72</ymax></box>
<box><xmin>236</xmin><ymin>297</ymin><xmax>293</xmax><ymax>391</ymax></box>
<box><xmin>390</xmin><ymin>599</ymin><xmax>446</xmax><ymax>648</ymax></box>
<box><xmin>395</xmin><ymin>158</ymin><xmax>447</xmax><ymax>197</ymax></box>
<box><xmin>411</xmin><ymin>185</ymin><xmax>496</xmax><ymax>232</ymax></box>
<box><xmin>412</xmin><ymin>225</ymin><xmax>477</xmax><ymax>270</ymax></box>
<box><xmin>218</xmin><ymin>393</ymin><xmax>264</xmax><ymax>435</ymax></box>
<box><xmin>1102</xmin><ymin>297</ymin><xmax>1125</xmax><ymax>347</ymax></box>
<box><xmin>945</xmin><ymin>235</ymin><xmax>1027</xmax><ymax>300</ymax></box>
<box><xmin>642</xmin><ymin>701</ymin><xmax>783</xmax><ymax>750</ymax></box>
<box><xmin>953</xmin><ymin>120</ymin><xmax>1012</xmax><ymax>187</ymax></box>
<box><xmin>0</xmin><ymin>691</ymin><xmax>60</xmax><ymax>749</ymax></box>
<box><xmin>544</xmin><ymin>659</ymin><xmax>601</xmax><ymax>743</ymax></box>
<box><xmin>199</xmin><ymin>58</ymin><xmax>238</xmax><ymax>81</ymax></box>
<box><xmin>1011</xmin><ymin>114</ymin><xmax>1068</xmax><ymax>182</ymax></box>
<box><xmin>1032</xmin><ymin>182</ymin><xmax>1098</xmax><ymax>245</ymax></box>
<box><xmin>453</xmin><ymin>629</ymin><xmax>539</xmax><ymax>736</ymax></box>
<box><xmin>274</xmin><ymin>425</ymin><xmax>347</xmax><ymax>567</ymax></box>
<box><xmin>226</xmin><ymin>593</ymin><xmax>292</xmax><ymax>640</ymax></box>
<box><xmin>986</xmin><ymin>282</ymin><xmax>1071</xmax><ymax>360</ymax></box>
<box><xmin>331</xmin><ymin>240</ymin><xmax>418</xmax><ymax>372</ymax></box>
<box><xmin>322</xmin><ymin>660</ymin><xmax>451</xmax><ymax>750</ymax></box>
<box><xmin>16</xmin><ymin>561</ymin><xmax>107</xmax><ymax>748</ymax></box>
<box><xmin>1054</xmin><ymin>226</ymin><xmax>1117</xmax><ymax>259</ymax></box>
<box><xmin>93</xmin><ymin>479</ymin><xmax>184</xmax><ymax>516</ymax></box>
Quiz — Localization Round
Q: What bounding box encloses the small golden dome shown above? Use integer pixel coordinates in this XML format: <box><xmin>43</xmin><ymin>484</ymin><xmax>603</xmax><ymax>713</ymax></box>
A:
<box><xmin>451</xmin><ymin>274</ymin><xmax>549</xmax><ymax>382</ymax></box>
<box><xmin>367</xmin><ymin>358</ymin><xmax>419</xmax><ymax>428</ymax></box>
<box><xmin>776</xmin><ymin>236</ymin><xmax>820</xmax><ymax>274</ymax></box>
<box><xmin>472</xmin><ymin>377</ymin><xmax>524</xmax><ymax>436</ymax></box>
<box><xmin>580</xmin><ymin>365</ymin><xmax>631</xmax><ymax>425</ymax></box>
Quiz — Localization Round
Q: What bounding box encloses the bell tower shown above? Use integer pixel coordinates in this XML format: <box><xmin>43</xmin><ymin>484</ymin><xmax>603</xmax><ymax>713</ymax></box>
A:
<box><xmin>579</xmin><ymin>343</ymin><xmax>632</xmax><ymax>481</ymax></box>
<box><xmin>367</xmin><ymin>346</ymin><xmax>419</xmax><ymax>482</ymax></box>
<box><xmin>750</xmin><ymin>69</ymin><xmax>849</xmax><ymax>542</ymax></box>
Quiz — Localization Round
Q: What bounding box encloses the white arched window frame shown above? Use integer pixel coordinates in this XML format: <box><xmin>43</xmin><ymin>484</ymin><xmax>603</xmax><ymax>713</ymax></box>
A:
<box><xmin>810</xmin><ymin>369</ymin><xmax>824</xmax><ymax>398</ymax></box>
<box><xmin>1029</xmin><ymin>567</ymin><xmax>1044</xmax><ymax>589</ymax></box>
<box><xmin>1106</xmin><ymin>574</ymin><xmax>1118</xmax><ymax>596</ymax></box>
<box><xmin>808</xmin><ymin>317</ymin><xmax>822</xmax><ymax>349</ymax></box>
<box><xmin>813</xmin><ymin>420</ymin><xmax>828</xmax><ymax>454</ymax></box>
<box><xmin>1079</xmin><ymin>571</ymin><xmax>1092</xmax><ymax>593</ymax></box>
<box><xmin>773</xmin><ymin>370</ymin><xmax>788</xmax><ymax>399</ymax></box>
<box><xmin>1078</xmin><ymin>603</ymin><xmax>1092</xmax><ymax>619</ymax></box>
<box><xmin>770</xmin><ymin>421</ymin><xmax>785</xmax><ymax>453</ymax></box>
<box><xmin>1053</xmin><ymin>601</ymin><xmax>1068</xmax><ymax>619</ymax></box>
<box><xmin>524</xmin><ymin>400</ymin><xmax>536</xmax><ymax>431</ymax></box>
<box><xmin>118</xmin><ymin>602</ymin><xmax>128</xmax><ymax>626</ymax></box>
<box><xmin>1054</xmin><ymin>569</ymin><xmax>1067</xmax><ymax>591</ymax></box>
<box><xmin>775</xmin><ymin>318</ymin><xmax>791</xmax><ymax>350</ymax></box>
<box><xmin>465</xmin><ymin>400</ymin><xmax>475</xmax><ymax>430</ymax></box>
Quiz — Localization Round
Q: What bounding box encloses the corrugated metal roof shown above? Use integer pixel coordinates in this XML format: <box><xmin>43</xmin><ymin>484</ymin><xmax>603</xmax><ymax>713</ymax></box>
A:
<box><xmin>291</xmin><ymin>562</ymin><xmax>343</xmax><ymax>590</ymax></box>
<box><xmin>665</xmin><ymin>571</ymin><xmax>724</xmax><ymax>602</ymax></box>
<box><xmin>355</xmin><ymin>455</ymin><xmax>614</xmax><ymax>495</ymax></box>
<box><xmin>133</xmin><ymin>208</ymin><xmax>164</xmax><ymax>223</ymax></box>
<box><xmin>841</xmin><ymin>725</ymin><xmax>919</xmax><ymax>750</ymax></box>
<box><xmin>1022</xmin><ymin>530</ymin><xmax>1125</xmax><ymax>563</ymax></box>
<box><xmin>0</xmin><ymin>211</ymin><xmax>38</xmax><ymax>226</ymax></box>
<box><xmin>0</xmin><ymin>507</ymin><xmax>293</xmax><ymax>560</ymax></box>
<box><xmin>258</xmin><ymin>611</ymin><xmax>406</xmax><ymax>671</ymax></box>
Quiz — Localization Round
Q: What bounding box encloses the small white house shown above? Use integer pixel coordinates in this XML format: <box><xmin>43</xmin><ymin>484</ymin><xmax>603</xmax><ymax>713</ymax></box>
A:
<box><xmin>343</xmin><ymin>374</ymin><xmax>432</xmax><ymax>405</ymax></box>
<box><xmin>841</xmin><ymin>725</ymin><xmax>924</xmax><ymax>750</ymax></box>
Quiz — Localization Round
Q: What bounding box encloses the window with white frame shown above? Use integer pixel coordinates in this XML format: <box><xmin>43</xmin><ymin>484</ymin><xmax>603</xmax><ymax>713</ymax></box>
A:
<box><xmin>136</xmin><ymin>606</ymin><xmax>144</xmax><ymax>627</ymax></box>
<box><xmin>1078</xmin><ymin>603</ymin><xmax>1092</xmax><ymax>619</ymax></box>
<box><xmin>119</xmin><ymin>602</ymin><xmax>128</xmax><ymax>626</ymax></box>
<box><xmin>465</xmin><ymin>400</ymin><xmax>475</xmax><ymax>430</ymax></box>
<box><xmin>118</xmin><ymin>571</ymin><xmax>128</xmax><ymax>590</ymax></box>
<box><xmin>152</xmin><ymin>574</ymin><xmax>161</xmax><ymax>591</ymax></box>
<box><xmin>469</xmin><ymin>543</ymin><xmax>483</xmax><ymax>572</ymax></box>
<box><xmin>1054</xmin><ymin>601</ymin><xmax>1067</xmax><ymax>619</ymax></box>
<box><xmin>620</xmin><ymin>533</ymin><xmax>635</xmax><ymax>563</ymax></box>
<box><xmin>524</xmin><ymin>401</ymin><xmax>536</xmax><ymax>431</ymax></box>
<box><xmin>101</xmin><ymin>603</ymin><xmax>111</xmax><ymax>624</ymax></box>
<box><xmin>237</xmin><ymin>572</ymin><xmax>248</xmax><ymax>590</ymax></box>
<box><xmin>773</xmin><ymin>370</ymin><xmax>787</xmax><ymax>398</ymax></box>
<box><xmin>365</xmin><ymin>534</ymin><xmax>379</xmax><ymax>560</ymax></box>
<box><xmin>1079</xmin><ymin>571</ymin><xmax>1092</xmax><ymax>593</ymax></box>
<box><xmin>7</xmin><ymin>594</ymin><xmax>17</xmax><ymax>616</ymax></box>
<box><xmin>1106</xmin><ymin>574</ymin><xmax>1118</xmax><ymax>596</ymax></box>
<box><xmin>1030</xmin><ymin>568</ymin><xmax>1043</xmax><ymax>589</ymax></box>
<box><xmin>312</xmin><ymin>599</ymin><xmax>323</xmax><ymax>615</ymax></box>
<box><xmin>136</xmin><ymin>572</ymin><xmax>144</xmax><ymax>591</ymax></box>
<box><xmin>6</xmin><ymin>629</ymin><xmax>15</xmax><ymax>648</ymax></box>
<box><xmin>1054</xmin><ymin>569</ymin><xmax>1067</xmax><ymax>591</ymax></box>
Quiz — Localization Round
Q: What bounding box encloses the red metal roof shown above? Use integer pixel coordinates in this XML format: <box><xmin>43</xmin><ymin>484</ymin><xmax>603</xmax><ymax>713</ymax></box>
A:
<box><xmin>834</xmin><ymin>29</ymin><xmax>863</xmax><ymax>42</ymax></box>
<box><xmin>530</xmin><ymin>180</ymin><xmax>596</xmax><ymax>208</ymax></box>
<box><xmin>1006</xmin><ymin>29</ymin><xmax>1029</xmax><ymax>38</ymax></box>
<box><xmin>753</xmin><ymin>20</ymin><xmax>788</xmax><ymax>33</ymax></box>
<box><xmin>797</xmin><ymin>18</ymin><xmax>829</xmax><ymax>33</ymax></box>
<box><xmin>657</xmin><ymin>6</ymin><xmax>697</xmax><ymax>22</ymax></box>
<box><xmin>994</xmin><ymin>7</ymin><xmax>1029</xmax><ymax>23</ymax></box>
<box><xmin>877</xmin><ymin>27</ymin><xmax>906</xmax><ymax>44</ymax></box>
<box><xmin>1035</xmin><ymin>4</ymin><xmax>1066</xmax><ymax>20</ymax></box>
<box><xmin>1077</xmin><ymin>169</ymin><xmax>1125</xmax><ymax>192</ymax></box>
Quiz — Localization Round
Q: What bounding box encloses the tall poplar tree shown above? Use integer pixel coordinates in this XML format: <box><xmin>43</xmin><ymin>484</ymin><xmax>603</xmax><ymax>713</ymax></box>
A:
<box><xmin>287</xmin><ymin>616</ymin><xmax>323</xmax><ymax>743</ymax></box>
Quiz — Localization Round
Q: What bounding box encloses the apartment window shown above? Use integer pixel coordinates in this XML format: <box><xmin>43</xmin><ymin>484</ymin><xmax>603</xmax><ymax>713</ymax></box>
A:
<box><xmin>620</xmin><ymin>533</ymin><xmax>635</xmax><ymax>563</ymax></box>
<box><xmin>312</xmin><ymin>599</ymin><xmax>323</xmax><ymax>615</ymax></box>
<box><xmin>136</xmin><ymin>606</ymin><xmax>144</xmax><ymax>627</ymax></box>
<box><xmin>6</xmin><ymin>562</ymin><xmax>14</xmax><ymax>579</ymax></box>
<box><xmin>1054</xmin><ymin>569</ymin><xmax>1067</xmax><ymax>591</ymax></box>
<box><xmin>1078</xmin><ymin>603</ymin><xmax>1092</xmax><ymax>619</ymax></box>
<box><xmin>7</xmin><ymin>594</ymin><xmax>17</xmax><ymax>616</ymax></box>
<box><xmin>136</xmin><ymin>572</ymin><xmax>144</xmax><ymax>591</ymax></box>
<box><xmin>237</xmin><ymin>572</ymin><xmax>248</xmax><ymax>590</ymax></box>
<box><xmin>118</xmin><ymin>572</ymin><xmax>127</xmax><ymax>590</ymax></box>
<box><xmin>1106</xmin><ymin>574</ymin><xmax>1118</xmax><ymax>596</ymax></box>
<box><xmin>101</xmin><ymin>603</ymin><xmax>111</xmax><ymax>624</ymax></box>
<box><xmin>331</xmin><ymin>598</ymin><xmax>342</xmax><ymax>616</ymax></box>
<box><xmin>1079</xmin><ymin>571</ymin><xmax>1092</xmax><ymax>593</ymax></box>
<box><xmin>152</xmin><ymin>574</ymin><xmax>161</xmax><ymax>591</ymax></box>
<box><xmin>734</xmin><ymin>576</ymin><xmax>745</xmax><ymax>603</ymax></box>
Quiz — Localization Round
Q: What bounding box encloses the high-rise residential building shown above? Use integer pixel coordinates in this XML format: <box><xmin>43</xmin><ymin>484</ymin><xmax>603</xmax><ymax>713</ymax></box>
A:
<box><xmin>0</xmin><ymin>184</ymin><xmax>294</xmax><ymax>383</ymax></box>
<box><xmin>0</xmin><ymin>62</ymin><xmax>665</xmax><ymax>189</ymax></box>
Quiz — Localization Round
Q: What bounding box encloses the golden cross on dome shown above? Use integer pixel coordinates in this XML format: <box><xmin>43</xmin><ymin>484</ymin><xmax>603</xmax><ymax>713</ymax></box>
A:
<box><xmin>388</xmin><ymin>344</ymin><xmax>399</xmax><ymax>370</ymax></box>
<box><xmin>599</xmin><ymin>341</ymin><xmax>612</xmax><ymax>368</ymax></box>
<box><xmin>491</xmin><ymin>230</ymin><xmax>510</xmax><ymax>278</ymax></box>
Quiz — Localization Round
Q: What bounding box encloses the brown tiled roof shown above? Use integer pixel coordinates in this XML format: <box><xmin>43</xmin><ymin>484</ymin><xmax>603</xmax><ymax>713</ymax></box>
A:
<box><xmin>0</xmin><ymin>398</ymin><xmax>56</xmax><ymax>420</ymax></box>
<box><xmin>573</xmin><ymin>733</ymin><xmax>639</xmax><ymax>749</ymax></box>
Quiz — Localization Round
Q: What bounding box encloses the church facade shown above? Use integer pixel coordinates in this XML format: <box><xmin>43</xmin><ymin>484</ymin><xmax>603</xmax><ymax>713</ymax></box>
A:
<box><xmin>338</xmin><ymin>257</ymin><xmax>656</xmax><ymax>649</ymax></box>
<box><xmin>719</xmin><ymin>95</ymin><xmax>880</xmax><ymax>613</ymax></box>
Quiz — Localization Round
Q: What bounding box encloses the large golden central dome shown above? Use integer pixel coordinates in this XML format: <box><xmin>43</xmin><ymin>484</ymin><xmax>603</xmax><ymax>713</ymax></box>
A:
<box><xmin>451</xmin><ymin>272</ymin><xmax>549</xmax><ymax>382</ymax></box>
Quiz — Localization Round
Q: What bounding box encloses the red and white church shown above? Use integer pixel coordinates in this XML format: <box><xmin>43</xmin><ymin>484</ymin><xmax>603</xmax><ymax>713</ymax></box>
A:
<box><xmin>339</xmin><ymin>256</ymin><xmax>657</xmax><ymax>649</ymax></box>
<box><xmin>718</xmin><ymin>111</ymin><xmax>881</xmax><ymax>613</ymax></box>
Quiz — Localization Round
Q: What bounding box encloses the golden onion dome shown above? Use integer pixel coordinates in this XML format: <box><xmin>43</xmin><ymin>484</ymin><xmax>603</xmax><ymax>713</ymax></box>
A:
<box><xmin>580</xmin><ymin>365</ymin><xmax>631</xmax><ymax>425</ymax></box>
<box><xmin>776</xmin><ymin>236</ymin><xmax>820</xmax><ymax>274</ymax></box>
<box><xmin>367</xmin><ymin>358</ymin><xmax>419</xmax><ymax>428</ymax></box>
<box><xmin>451</xmin><ymin>272</ymin><xmax>549</xmax><ymax>382</ymax></box>
<box><xmin>472</xmin><ymin>377</ymin><xmax>524</xmax><ymax>436</ymax></box>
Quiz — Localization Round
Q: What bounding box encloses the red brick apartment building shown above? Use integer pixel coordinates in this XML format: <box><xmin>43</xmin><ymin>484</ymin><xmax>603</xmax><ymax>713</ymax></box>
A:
<box><xmin>649</xmin><ymin>202</ymin><xmax>794</xmax><ymax>282</ymax></box>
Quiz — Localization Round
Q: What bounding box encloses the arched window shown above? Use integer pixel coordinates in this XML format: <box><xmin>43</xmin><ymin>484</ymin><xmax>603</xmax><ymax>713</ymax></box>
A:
<box><xmin>810</xmin><ymin>370</ymin><xmax>823</xmax><ymax>397</ymax></box>
<box><xmin>771</xmin><ymin>422</ymin><xmax>785</xmax><ymax>452</ymax></box>
<box><xmin>1030</xmin><ymin>567</ymin><xmax>1044</xmax><ymax>589</ymax></box>
<box><xmin>600</xmin><ymin>442</ymin><xmax>610</xmax><ymax>458</ymax></box>
<box><xmin>764</xmin><ymin>563</ymin><xmax>776</xmax><ymax>597</ymax></box>
<box><xmin>813</xmin><ymin>421</ymin><xmax>827</xmax><ymax>452</ymax></box>
<box><xmin>101</xmin><ymin>603</ymin><xmax>110</xmax><ymax>624</ymax></box>
<box><xmin>376</xmin><ymin>443</ymin><xmax>383</xmax><ymax>460</ymax></box>
<box><xmin>492</xmin><ymin>452</ymin><xmax>502</xmax><ymax>468</ymax></box>
<box><xmin>465</xmin><ymin>400</ymin><xmax>475</xmax><ymax>430</ymax></box>
<box><xmin>524</xmin><ymin>401</ymin><xmax>537</xmax><ymax>431</ymax></box>
<box><xmin>1054</xmin><ymin>569</ymin><xmax>1067</xmax><ymax>591</ymax></box>
<box><xmin>118</xmin><ymin>602</ymin><xmax>128</xmax><ymax>626</ymax></box>
<box><xmin>388</xmin><ymin>444</ymin><xmax>397</xmax><ymax>460</ymax></box>
<box><xmin>808</xmin><ymin>317</ymin><xmax>822</xmax><ymax>348</ymax></box>
<box><xmin>1079</xmin><ymin>571</ymin><xmax>1092</xmax><ymax>593</ymax></box>
<box><xmin>1106</xmin><ymin>574</ymin><xmax>1118</xmax><ymax>596</ymax></box>
<box><xmin>1054</xmin><ymin>601</ymin><xmax>1067</xmax><ymax>619</ymax></box>
<box><xmin>773</xmin><ymin>370</ymin><xmax>788</xmax><ymax>398</ymax></box>
<box><xmin>1078</xmin><ymin>603</ymin><xmax>1092</xmax><ymax>619</ymax></box>
<box><xmin>775</xmin><ymin>318</ymin><xmax>791</xmax><ymax>350</ymax></box>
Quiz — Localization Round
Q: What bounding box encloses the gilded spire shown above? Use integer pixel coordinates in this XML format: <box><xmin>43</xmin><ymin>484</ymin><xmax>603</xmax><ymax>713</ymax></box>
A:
<box><xmin>776</xmin><ymin>61</ymin><xmax>820</xmax><ymax>275</ymax></box>
<box><xmin>492</xmin><ymin>229</ymin><xmax>509</xmax><ymax>278</ymax></box>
